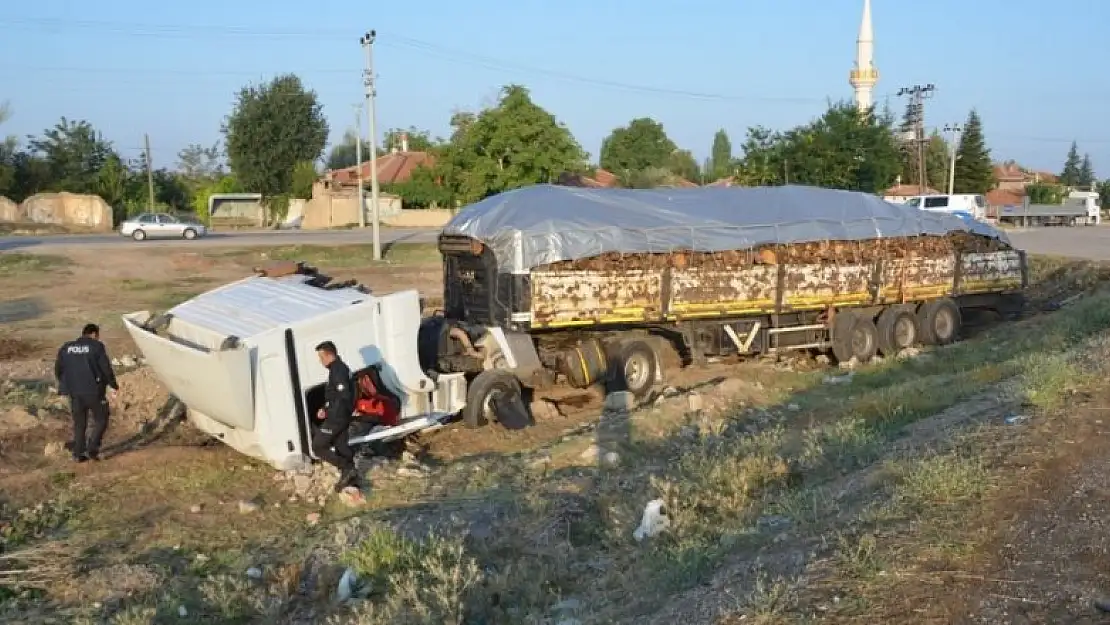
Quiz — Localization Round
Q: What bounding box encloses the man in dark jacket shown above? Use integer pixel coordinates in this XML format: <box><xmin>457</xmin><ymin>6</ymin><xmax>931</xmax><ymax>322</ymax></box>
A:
<box><xmin>311</xmin><ymin>341</ymin><xmax>359</xmax><ymax>492</ymax></box>
<box><xmin>54</xmin><ymin>323</ymin><xmax>118</xmax><ymax>463</ymax></box>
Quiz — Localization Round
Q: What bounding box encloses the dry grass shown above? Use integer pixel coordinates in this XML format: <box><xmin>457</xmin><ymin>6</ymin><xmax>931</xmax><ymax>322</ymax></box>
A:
<box><xmin>4</xmin><ymin>254</ymin><xmax>1110</xmax><ymax>624</ymax></box>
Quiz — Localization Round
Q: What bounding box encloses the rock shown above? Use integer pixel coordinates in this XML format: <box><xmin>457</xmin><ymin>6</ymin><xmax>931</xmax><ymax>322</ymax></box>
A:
<box><xmin>396</xmin><ymin>467</ymin><xmax>425</xmax><ymax>478</ymax></box>
<box><xmin>237</xmin><ymin>500</ymin><xmax>260</xmax><ymax>514</ymax></box>
<box><xmin>553</xmin><ymin>598</ymin><xmax>583</xmax><ymax>613</ymax></box>
<box><xmin>246</xmin><ymin>567</ymin><xmax>263</xmax><ymax>579</ymax></box>
<box><xmin>0</xmin><ymin>406</ymin><xmax>37</xmax><ymax>435</ymax></box>
<box><xmin>579</xmin><ymin>444</ymin><xmax>599</xmax><ymax>462</ymax></box>
<box><xmin>601</xmin><ymin>451</ymin><xmax>620</xmax><ymax>467</ymax></box>
<box><xmin>604</xmin><ymin>391</ymin><xmax>635</xmax><ymax>412</ymax></box>
<box><xmin>838</xmin><ymin>357</ymin><xmax>860</xmax><ymax>371</ymax></box>
<box><xmin>43</xmin><ymin>440</ymin><xmax>67</xmax><ymax>458</ymax></box>
<box><xmin>119</xmin><ymin>355</ymin><xmax>138</xmax><ymax>368</ymax></box>
<box><xmin>306</xmin><ymin>512</ymin><xmax>321</xmax><ymax>526</ymax></box>
<box><xmin>896</xmin><ymin>346</ymin><xmax>922</xmax><ymax>360</ymax></box>
<box><xmin>686</xmin><ymin>392</ymin><xmax>704</xmax><ymax>414</ymax></box>
<box><xmin>529</xmin><ymin>399</ymin><xmax>561</xmax><ymax>421</ymax></box>
<box><xmin>338</xmin><ymin>487</ymin><xmax>365</xmax><ymax>507</ymax></box>
<box><xmin>292</xmin><ymin>474</ymin><xmax>313</xmax><ymax>495</ymax></box>
<box><xmin>823</xmin><ymin>372</ymin><xmax>855</xmax><ymax>385</ymax></box>
<box><xmin>189</xmin><ymin>504</ymin><xmax>202</xmax><ymax>514</ymax></box>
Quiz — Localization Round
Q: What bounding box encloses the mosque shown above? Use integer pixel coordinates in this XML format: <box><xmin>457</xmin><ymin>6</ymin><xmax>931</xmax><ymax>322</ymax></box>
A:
<box><xmin>848</xmin><ymin>0</ymin><xmax>878</xmax><ymax>110</ymax></box>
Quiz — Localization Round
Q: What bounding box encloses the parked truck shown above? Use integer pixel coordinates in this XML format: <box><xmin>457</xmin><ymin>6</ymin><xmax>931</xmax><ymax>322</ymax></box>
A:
<box><xmin>997</xmin><ymin>191</ymin><xmax>1101</xmax><ymax>227</ymax></box>
<box><xmin>122</xmin><ymin>184</ymin><xmax>1026</xmax><ymax>470</ymax></box>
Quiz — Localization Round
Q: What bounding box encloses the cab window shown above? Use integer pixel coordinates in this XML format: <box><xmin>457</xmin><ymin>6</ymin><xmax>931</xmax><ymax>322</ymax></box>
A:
<box><xmin>924</xmin><ymin>196</ymin><xmax>949</xmax><ymax>208</ymax></box>
<box><xmin>904</xmin><ymin>198</ymin><xmax>921</xmax><ymax>208</ymax></box>
<box><xmin>974</xmin><ymin>195</ymin><xmax>986</xmax><ymax>208</ymax></box>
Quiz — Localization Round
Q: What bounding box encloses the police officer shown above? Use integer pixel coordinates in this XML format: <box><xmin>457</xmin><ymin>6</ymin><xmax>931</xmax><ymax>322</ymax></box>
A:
<box><xmin>54</xmin><ymin>323</ymin><xmax>118</xmax><ymax>463</ymax></box>
<box><xmin>311</xmin><ymin>341</ymin><xmax>358</xmax><ymax>492</ymax></box>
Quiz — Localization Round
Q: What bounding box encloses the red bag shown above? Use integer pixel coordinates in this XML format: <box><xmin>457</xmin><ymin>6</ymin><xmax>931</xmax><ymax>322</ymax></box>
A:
<box><xmin>355</xmin><ymin>370</ymin><xmax>401</xmax><ymax>426</ymax></box>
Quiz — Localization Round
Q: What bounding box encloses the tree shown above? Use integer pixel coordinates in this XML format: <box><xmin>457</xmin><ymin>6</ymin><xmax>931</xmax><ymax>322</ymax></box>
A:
<box><xmin>599</xmin><ymin>118</ymin><xmax>676</xmax><ymax>173</ymax></box>
<box><xmin>1099</xmin><ymin>180</ymin><xmax>1110</xmax><ymax>212</ymax></box>
<box><xmin>709</xmin><ymin>129</ymin><xmax>733</xmax><ymax>180</ymax></box>
<box><xmin>192</xmin><ymin>174</ymin><xmax>242</xmax><ymax>222</ymax></box>
<box><xmin>325</xmin><ymin>129</ymin><xmax>368</xmax><ymax>171</ymax></box>
<box><xmin>0</xmin><ymin>103</ymin><xmax>15</xmax><ymax>197</ymax></box>
<box><xmin>1078</xmin><ymin>154</ymin><xmax>1095</xmax><ymax>188</ymax></box>
<box><xmin>952</xmin><ymin>110</ymin><xmax>994</xmax><ymax>194</ymax></box>
<box><xmin>27</xmin><ymin>117</ymin><xmax>116</xmax><ymax>195</ymax></box>
<box><xmin>223</xmin><ymin>74</ymin><xmax>328</xmax><ymax>214</ymax></box>
<box><xmin>430</xmin><ymin>85</ymin><xmax>587</xmax><ymax>205</ymax></box>
<box><xmin>668</xmin><ymin>149</ymin><xmax>700</xmax><ymax>183</ymax></box>
<box><xmin>1060</xmin><ymin>141</ymin><xmax>1082</xmax><ymax>187</ymax></box>
<box><xmin>734</xmin><ymin>102</ymin><xmax>902</xmax><ymax>193</ymax></box>
<box><xmin>291</xmin><ymin>161</ymin><xmax>318</xmax><ymax>199</ymax></box>
<box><xmin>1026</xmin><ymin>183</ymin><xmax>1065</xmax><ymax>204</ymax></box>
<box><xmin>176</xmin><ymin>142</ymin><xmax>224</xmax><ymax>181</ymax></box>
<box><xmin>382</xmin><ymin>127</ymin><xmax>437</xmax><ymax>152</ymax></box>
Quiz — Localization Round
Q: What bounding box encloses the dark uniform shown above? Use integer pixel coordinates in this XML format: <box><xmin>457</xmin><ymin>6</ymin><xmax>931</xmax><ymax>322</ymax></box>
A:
<box><xmin>54</xmin><ymin>335</ymin><xmax>118</xmax><ymax>460</ymax></box>
<box><xmin>311</xmin><ymin>356</ymin><xmax>357</xmax><ymax>483</ymax></box>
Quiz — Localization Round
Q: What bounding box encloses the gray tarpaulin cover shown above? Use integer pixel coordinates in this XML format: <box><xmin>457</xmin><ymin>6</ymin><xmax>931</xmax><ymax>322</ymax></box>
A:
<box><xmin>442</xmin><ymin>184</ymin><xmax>1013</xmax><ymax>274</ymax></box>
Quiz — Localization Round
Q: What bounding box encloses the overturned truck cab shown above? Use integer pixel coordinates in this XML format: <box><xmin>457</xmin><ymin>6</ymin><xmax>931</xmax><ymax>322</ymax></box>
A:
<box><xmin>122</xmin><ymin>265</ymin><xmax>466</xmax><ymax>471</ymax></box>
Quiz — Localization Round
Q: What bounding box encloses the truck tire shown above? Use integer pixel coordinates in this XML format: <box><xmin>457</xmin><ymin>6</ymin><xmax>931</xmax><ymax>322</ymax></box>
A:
<box><xmin>615</xmin><ymin>339</ymin><xmax>658</xmax><ymax>399</ymax></box>
<box><xmin>918</xmin><ymin>298</ymin><xmax>961</xmax><ymax>346</ymax></box>
<box><xmin>876</xmin><ymin>307</ymin><xmax>918</xmax><ymax>356</ymax></box>
<box><xmin>831</xmin><ymin>312</ymin><xmax>878</xmax><ymax>363</ymax></box>
<box><xmin>463</xmin><ymin>369</ymin><xmax>526</xmax><ymax>429</ymax></box>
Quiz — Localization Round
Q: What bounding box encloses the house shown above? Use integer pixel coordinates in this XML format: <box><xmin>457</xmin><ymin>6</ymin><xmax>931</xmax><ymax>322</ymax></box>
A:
<box><xmin>883</xmin><ymin>184</ymin><xmax>941</xmax><ymax>203</ymax></box>
<box><xmin>992</xmin><ymin>162</ymin><xmax>1057</xmax><ymax>191</ymax></box>
<box><xmin>557</xmin><ymin>168</ymin><xmax>619</xmax><ymax>188</ymax></box>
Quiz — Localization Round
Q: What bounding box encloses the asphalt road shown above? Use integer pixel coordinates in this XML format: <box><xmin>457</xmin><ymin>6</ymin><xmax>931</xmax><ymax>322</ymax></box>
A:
<box><xmin>1006</xmin><ymin>226</ymin><xmax>1110</xmax><ymax>261</ymax></box>
<box><xmin>0</xmin><ymin>227</ymin><xmax>439</xmax><ymax>252</ymax></box>
<box><xmin>3</xmin><ymin>224</ymin><xmax>1109</xmax><ymax>260</ymax></box>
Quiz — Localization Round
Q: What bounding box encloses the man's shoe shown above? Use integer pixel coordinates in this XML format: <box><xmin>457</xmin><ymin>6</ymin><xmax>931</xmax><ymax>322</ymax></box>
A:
<box><xmin>333</xmin><ymin>468</ymin><xmax>359</xmax><ymax>493</ymax></box>
<box><xmin>72</xmin><ymin>454</ymin><xmax>88</xmax><ymax>463</ymax></box>
<box><xmin>86</xmin><ymin>452</ymin><xmax>101</xmax><ymax>461</ymax></box>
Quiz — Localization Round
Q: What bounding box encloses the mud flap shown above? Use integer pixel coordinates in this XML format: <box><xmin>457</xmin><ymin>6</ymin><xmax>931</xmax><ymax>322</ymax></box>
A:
<box><xmin>490</xmin><ymin>390</ymin><xmax>531</xmax><ymax>430</ymax></box>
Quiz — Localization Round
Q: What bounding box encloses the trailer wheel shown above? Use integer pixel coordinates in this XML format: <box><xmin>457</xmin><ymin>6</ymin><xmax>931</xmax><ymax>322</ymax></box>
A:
<box><xmin>876</xmin><ymin>307</ymin><xmax>918</xmax><ymax>356</ymax></box>
<box><xmin>463</xmin><ymin>369</ymin><xmax>527</xmax><ymax>429</ymax></box>
<box><xmin>830</xmin><ymin>312</ymin><xmax>856</xmax><ymax>363</ymax></box>
<box><xmin>918</xmin><ymin>298</ymin><xmax>961</xmax><ymax>346</ymax></box>
<box><xmin>616</xmin><ymin>339</ymin><xmax>658</xmax><ymax>399</ymax></box>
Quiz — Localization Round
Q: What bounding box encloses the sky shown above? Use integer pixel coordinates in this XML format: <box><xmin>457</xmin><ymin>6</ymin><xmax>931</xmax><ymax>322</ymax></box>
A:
<box><xmin>1</xmin><ymin>0</ymin><xmax>1108</xmax><ymax>177</ymax></box>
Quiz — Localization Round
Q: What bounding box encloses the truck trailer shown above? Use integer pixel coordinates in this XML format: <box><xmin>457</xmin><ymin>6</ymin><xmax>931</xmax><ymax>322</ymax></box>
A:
<box><xmin>122</xmin><ymin>184</ymin><xmax>1026</xmax><ymax>470</ymax></box>
<box><xmin>997</xmin><ymin>192</ymin><xmax>1101</xmax><ymax>227</ymax></box>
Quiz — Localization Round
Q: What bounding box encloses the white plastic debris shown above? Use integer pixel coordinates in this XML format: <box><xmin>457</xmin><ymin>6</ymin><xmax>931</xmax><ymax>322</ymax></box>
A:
<box><xmin>246</xmin><ymin>567</ymin><xmax>263</xmax><ymax>579</ymax></box>
<box><xmin>177</xmin><ymin>605</ymin><xmax>188</xmax><ymax>618</ymax></box>
<box><xmin>336</xmin><ymin>567</ymin><xmax>359</xmax><ymax>602</ymax></box>
<box><xmin>633</xmin><ymin>499</ymin><xmax>670</xmax><ymax>541</ymax></box>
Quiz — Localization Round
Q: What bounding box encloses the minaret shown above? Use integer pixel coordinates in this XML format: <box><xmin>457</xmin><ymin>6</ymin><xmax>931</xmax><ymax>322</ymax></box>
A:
<box><xmin>849</xmin><ymin>0</ymin><xmax>878</xmax><ymax>111</ymax></box>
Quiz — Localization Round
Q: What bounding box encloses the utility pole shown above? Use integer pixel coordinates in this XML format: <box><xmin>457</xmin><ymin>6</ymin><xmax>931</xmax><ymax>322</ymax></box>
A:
<box><xmin>360</xmin><ymin>30</ymin><xmax>381</xmax><ymax>261</ymax></box>
<box><xmin>943</xmin><ymin>123</ymin><xmax>963</xmax><ymax>196</ymax></box>
<box><xmin>144</xmin><ymin>134</ymin><xmax>155</xmax><ymax>212</ymax></box>
<box><xmin>354</xmin><ymin>104</ymin><xmax>365</xmax><ymax>229</ymax></box>
<box><xmin>896</xmin><ymin>84</ymin><xmax>936</xmax><ymax>194</ymax></box>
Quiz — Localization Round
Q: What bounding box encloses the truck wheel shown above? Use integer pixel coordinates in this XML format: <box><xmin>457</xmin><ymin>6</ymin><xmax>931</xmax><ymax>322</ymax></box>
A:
<box><xmin>463</xmin><ymin>369</ymin><xmax>525</xmax><ymax>429</ymax></box>
<box><xmin>830</xmin><ymin>312</ymin><xmax>856</xmax><ymax>363</ymax></box>
<box><xmin>918</xmin><ymin>298</ymin><xmax>961</xmax><ymax>346</ymax></box>
<box><xmin>876</xmin><ymin>307</ymin><xmax>918</xmax><ymax>356</ymax></box>
<box><xmin>616</xmin><ymin>339</ymin><xmax>658</xmax><ymax>399</ymax></box>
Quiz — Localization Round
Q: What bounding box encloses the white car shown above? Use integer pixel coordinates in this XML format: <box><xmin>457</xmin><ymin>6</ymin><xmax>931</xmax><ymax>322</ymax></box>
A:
<box><xmin>120</xmin><ymin>213</ymin><xmax>208</xmax><ymax>241</ymax></box>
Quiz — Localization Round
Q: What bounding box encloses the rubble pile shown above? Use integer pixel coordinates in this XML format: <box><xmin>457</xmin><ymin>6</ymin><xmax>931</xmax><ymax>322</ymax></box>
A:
<box><xmin>275</xmin><ymin>448</ymin><xmax>433</xmax><ymax>506</ymax></box>
<box><xmin>109</xmin><ymin>365</ymin><xmax>174</xmax><ymax>435</ymax></box>
<box><xmin>541</xmin><ymin>233</ymin><xmax>1011</xmax><ymax>272</ymax></box>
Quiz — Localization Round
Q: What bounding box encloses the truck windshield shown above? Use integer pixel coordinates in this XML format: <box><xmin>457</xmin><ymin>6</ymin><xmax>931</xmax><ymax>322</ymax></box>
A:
<box><xmin>904</xmin><ymin>198</ymin><xmax>921</xmax><ymax>208</ymax></box>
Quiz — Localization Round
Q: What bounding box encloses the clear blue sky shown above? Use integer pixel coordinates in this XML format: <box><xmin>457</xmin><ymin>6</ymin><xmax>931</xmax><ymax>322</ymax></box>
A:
<box><xmin>1</xmin><ymin>0</ymin><xmax>1107</xmax><ymax>177</ymax></box>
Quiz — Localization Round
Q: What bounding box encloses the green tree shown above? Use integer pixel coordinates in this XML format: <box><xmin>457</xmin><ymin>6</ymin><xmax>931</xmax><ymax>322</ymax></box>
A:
<box><xmin>668</xmin><ymin>149</ymin><xmax>700</xmax><ymax>183</ymax></box>
<box><xmin>952</xmin><ymin>110</ymin><xmax>994</xmax><ymax>194</ymax></box>
<box><xmin>735</xmin><ymin>102</ymin><xmax>902</xmax><ymax>193</ymax></box>
<box><xmin>1098</xmin><ymin>179</ymin><xmax>1110</xmax><ymax>212</ymax></box>
<box><xmin>291</xmin><ymin>161</ymin><xmax>318</xmax><ymax>199</ymax></box>
<box><xmin>1026</xmin><ymin>182</ymin><xmax>1065</xmax><ymax>204</ymax></box>
<box><xmin>709</xmin><ymin>129</ymin><xmax>733</xmax><ymax>180</ymax></box>
<box><xmin>432</xmin><ymin>85</ymin><xmax>586</xmax><ymax>204</ymax></box>
<box><xmin>223</xmin><ymin>74</ymin><xmax>328</xmax><ymax>219</ymax></box>
<box><xmin>27</xmin><ymin>117</ymin><xmax>116</xmax><ymax>194</ymax></box>
<box><xmin>382</xmin><ymin>127</ymin><xmax>437</xmax><ymax>152</ymax></box>
<box><xmin>1060</xmin><ymin>141</ymin><xmax>1082</xmax><ymax>187</ymax></box>
<box><xmin>599</xmin><ymin>118</ymin><xmax>676</xmax><ymax>173</ymax></box>
<box><xmin>325</xmin><ymin>129</ymin><xmax>369</xmax><ymax>171</ymax></box>
<box><xmin>1078</xmin><ymin>153</ymin><xmax>1095</xmax><ymax>188</ymax></box>
<box><xmin>192</xmin><ymin>174</ymin><xmax>242</xmax><ymax>222</ymax></box>
<box><xmin>176</xmin><ymin>142</ymin><xmax>224</xmax><ymax>181</ymax></box>
<box><xmin>0</xmin><ymin>103</ymin><xmax>15</xmax><ymax>197</ymax></box>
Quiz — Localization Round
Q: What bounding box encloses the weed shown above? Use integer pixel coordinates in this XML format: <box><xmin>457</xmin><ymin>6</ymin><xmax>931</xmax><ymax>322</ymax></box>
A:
<box><xmin>0</xmin><ymin>252</ymin><xmax>70</xmax><ymax>274</ymax></box>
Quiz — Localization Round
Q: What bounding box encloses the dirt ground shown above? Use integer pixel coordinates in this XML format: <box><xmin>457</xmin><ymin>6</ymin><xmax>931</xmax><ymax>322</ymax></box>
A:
<box><xmin>4</xmin><ymin>247</ymin><xmax>1110</xmax><ymax>624</ymax></box>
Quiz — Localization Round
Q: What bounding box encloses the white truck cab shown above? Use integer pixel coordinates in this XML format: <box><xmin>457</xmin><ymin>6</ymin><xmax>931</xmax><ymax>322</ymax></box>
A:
<box><xmin>903</xmin><ymin>194</ymin><xmax>988</xmax><ymax>221</ymax></box>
